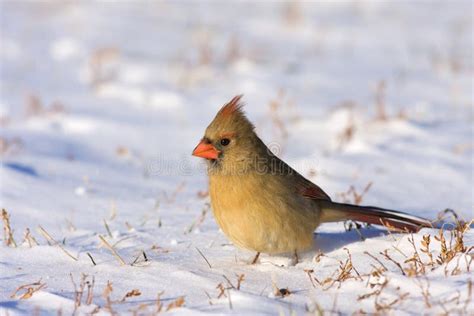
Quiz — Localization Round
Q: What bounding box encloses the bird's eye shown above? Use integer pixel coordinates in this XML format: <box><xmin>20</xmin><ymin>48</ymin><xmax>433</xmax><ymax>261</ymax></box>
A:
<box><xmin>220</xmin><ymin>138</ymin><xmax>230</xmax><ymax>146</ymax></box>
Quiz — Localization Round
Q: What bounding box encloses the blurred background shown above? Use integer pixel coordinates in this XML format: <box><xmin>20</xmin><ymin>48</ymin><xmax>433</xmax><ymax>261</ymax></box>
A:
<box><xmin>1</xmin><ymin>1</ymin><xmax>472</xmax><ymax>224</ymax></box>
<box><xmin>1</xmin><ymin>3</ymin><xmax>472</xmax><ymax>313</ymax></box>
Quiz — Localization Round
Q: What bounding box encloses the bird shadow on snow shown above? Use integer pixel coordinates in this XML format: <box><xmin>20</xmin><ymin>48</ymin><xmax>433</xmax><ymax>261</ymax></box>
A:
<box><xmin>257</xmin><ymin>228</ymin><xmax>388</xmax><ymax>266</ymax></box>
<box><xmin>312</xmin><ymin>227</ymin><xmax>388</xmax><ymax>254</ymax></box>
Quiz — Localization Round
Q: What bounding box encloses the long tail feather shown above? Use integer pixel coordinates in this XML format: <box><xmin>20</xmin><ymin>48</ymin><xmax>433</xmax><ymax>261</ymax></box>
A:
<box><xmin>318</xmin><ymin>201</ymin><xmax>433</xmax><ymax>232</ymax></box>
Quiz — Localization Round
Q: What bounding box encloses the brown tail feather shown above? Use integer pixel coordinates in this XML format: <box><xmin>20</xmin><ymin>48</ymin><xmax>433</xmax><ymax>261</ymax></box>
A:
<box><xmin>318</xmin><ymin>201</ymin><xmax>433</xmax><ymax>232</ymax></box>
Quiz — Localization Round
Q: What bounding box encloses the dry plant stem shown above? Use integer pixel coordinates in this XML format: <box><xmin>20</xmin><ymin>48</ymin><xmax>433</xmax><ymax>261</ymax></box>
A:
<box><xmin>37</xmin><ymin>225</ymin><xmax>78</xmax><ymax>261</ymax></box>
<box><xmin>337</xmin><ymin>182</ymin><xmax>372</xmax><ymax>206</ymax></box>
<box><xmin>155</xmin><ymin>291</ymin><xmax>165</xmax><ymax>313</ymax></box>
<box><xmin>98</xmin><ymin>235</ymin><xmax>126</xmax><ymax>265</ymax></box>
<box><xmin>235</xmin><ymin>274</ymin><xmax>245</xmax><ymax>290</ymax></box>
<box><xmin>195</xmin><ymin>247</ymin><xmax>212</xmax><ymax>269</ymax></box>
<box><xmin>331</xmin><ymin>293</ymin><xmax>338</xmax><ymax>314</ymax></box>
<box><xmin>65</xmin><ymin>219</ymin><xmax>76</xmax><ymax>232</ymax></box>
<box><xmin>364</xmin><ymin>251</ymin><xmax>388</xmax><ymax>271</ymax></box>
<box><xmin>165</xmin><ymin>296</ymin><xmax>185</xmax><ymax>311</ymax></box>
<box><xmin>380</xmin><ymin>250</ymin><xmax>406</xmax><ymax>275</ymax></box>
<box><xmin>2</xmin><ymin>209</ymin><xmax>17</xmax><ymax>247</ymax></box>
<box><xmin>22</xmin><ymin>228</ymin><xmax>39</xmax><ymax>247</ymax></box>
<box><xmin>125</xmin><ymin>221</ymin><xmax>134</xmax><ymax>231</ymax></box>
<box><xmin>120</xmin><ymin>289</ymin><xmax>141</xmax><ymax>302</ymax></box>
<box><xmin>112</xmin><ymin>235</ymin><xmax>135</xmax><ymax>248</ymax></box>
<box><xmin>227</xmin><ymin>289</ymin><xmax>233</xmax><ymax>310</ymax></box>
<box><xmin>86</xmin><ymin>277</ymin><xmax>95</xmax><ymax>305</ymax></box>
<box><xmin>337</xmin><ymin>105</ymin><xmax>356</xmax><ymax>150</ymax></box>
<box><xmin>131</xmin><ymin>253</ymin><xmax>141</xmax><ymax>266</ymax></box>
<box><xmin>415</xmin><ymin>277</ymin><xmax>432</xmax><ymax>308</ymax></box>
<box><xmin>304</xmin><ymin>269</ymin><xmax>316</xmax><ymax>288</ymax></box>
<box><xmin>420</xmin><ymin>234</ymin><xmax>434</xmax><ymax>266</ymax></box>
<box><xmin>463</xmin><ymin>280</ymin><xmax>472</xmax><ymax>311</ymax></box>
<box><xmin>10</xmin><ymin>280</ymin><xmax>46</xmax><ymax>299</ymax></box>
<box><xmin>165</xmin><ymin>181</ymin><xmax>186</xmax><ymax>203</ymax></box>
<box><xmin>322</xmin><ymin>249</ymin><xmax>363</xmax><ymax>290</ymax></box>
<box><xmin>70</xmin><ymin>273</ymin><xmax>92</xmax><ymax>311</ymax></box>
<box><xmin>406</xmin><ymin>234</ymin><xmax>425</xmax><ymax>275</ymax></box>
<box><xmin>391</xmin><ymin>244</ymin><xmax>408</xmax><ymax>258</ymax></box>
<box><xmin>345</xmin><ymin>248</ymin><xmax>362</xmax><ymax>279</ymax></box>
<box><xmin>204</xmin><ymin>290</ymin><xmax>213</xmax><ymax>305</ymax></box>
<box><xmin>109</xmin><ymin>200</ymin><xmax>117</xmax><ymax>220</ymax></box>
<box><xmin>222</xmin><ymin>275</ymin><xmax>235</xmax><ymax>289</ymax></box>
<box><xmin>186</xmin><ymin>204</ymin><xmax>210</xmax><ymax>233</ymax></box>
<box><xmin>130</xmin><ymin>251</ymin><xmax>149</xmax><ymax>266</ymax></box>
<box><xmin>216</xmin><ymin>283</ymin><xmax>227</xmax><ymax>298</ymax></box>
<box><xmin>102</xmin><ymin>281</ymin><xmax>116</xmax><ymax>315</ymax></box>
<box><xmin>0</xmin><ymin>136</ymin><xmax>23</xmax><ymax>155</ymax></box>
<box><xmin>376</xmin><ymin>291</ymin><xmax>409</xmax><ymax>312</ymax></box>
<box><xmin>374</xmin><ymin>80</ymin><xmax>387</xmax><ymax>120</ymax></box>
<box><xmin>87</xmin><ymin>252</ymin><xmax>97</xmax><ymax>266</ymax></box>
<box><xmin>103</xmin><ymin>219</ymin><xmax>113</xmax><ymax>238</ymax></box>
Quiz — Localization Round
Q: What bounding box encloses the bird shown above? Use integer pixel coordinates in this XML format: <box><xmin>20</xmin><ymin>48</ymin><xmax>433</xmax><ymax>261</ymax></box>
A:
<box><xmin>192</xmin><ymin>95</ymin><xmax>432</xmax><ymax>263</ymax></box>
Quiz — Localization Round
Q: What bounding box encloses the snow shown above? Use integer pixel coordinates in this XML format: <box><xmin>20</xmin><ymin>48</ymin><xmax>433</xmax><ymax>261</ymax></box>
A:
<box><xmin>0</xmin><ymin>1</ymin><xmax>472</xmax><ymax>315</ymax></box>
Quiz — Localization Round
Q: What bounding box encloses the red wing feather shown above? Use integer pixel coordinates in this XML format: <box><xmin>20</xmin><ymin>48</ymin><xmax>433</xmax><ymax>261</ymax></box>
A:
<box><xmin>298</xmin><ymin>179</ymin><xmax>331</xmax><ymax>201</ymax></box>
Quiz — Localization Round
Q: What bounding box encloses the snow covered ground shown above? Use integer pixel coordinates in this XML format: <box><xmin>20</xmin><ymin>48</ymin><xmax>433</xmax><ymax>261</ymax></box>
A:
<box><xmin>1</xmin><ymin>1</ymin><xmax>473</xmax><ymax>315</ymax></box>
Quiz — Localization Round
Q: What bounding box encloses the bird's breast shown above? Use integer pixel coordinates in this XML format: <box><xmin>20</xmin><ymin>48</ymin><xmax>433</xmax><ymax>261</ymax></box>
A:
<box><xmin>208</xmin><ymin>173</ymin><xmax>320</xmax><ymax>254</ymax></box>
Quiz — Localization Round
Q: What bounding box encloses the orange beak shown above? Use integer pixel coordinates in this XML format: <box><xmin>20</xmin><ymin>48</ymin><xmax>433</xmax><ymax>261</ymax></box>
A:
<box><xmin>192</xmin><ymin>140</ymin><xmax>220</xmax><ymax>160</ymax></box>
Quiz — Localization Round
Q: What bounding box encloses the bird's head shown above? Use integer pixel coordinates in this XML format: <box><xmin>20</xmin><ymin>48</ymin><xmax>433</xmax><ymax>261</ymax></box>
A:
<box><xmin>192</xmin><ymin>95</ymin><xmax>259</xmax><ymax>173</ymax></box>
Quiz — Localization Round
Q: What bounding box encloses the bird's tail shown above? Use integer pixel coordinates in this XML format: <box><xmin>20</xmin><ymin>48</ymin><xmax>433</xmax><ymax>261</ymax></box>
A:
<box><xmin>318</xmin><ymin>200</ymin><xmax>433</xmax><ymax>232</ymax></box>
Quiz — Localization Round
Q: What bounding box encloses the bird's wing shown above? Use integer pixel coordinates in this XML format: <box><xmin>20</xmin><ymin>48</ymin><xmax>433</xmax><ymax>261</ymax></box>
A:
<box><xmin>296</xmin><ymin>176</ymin><xmax>332</xmax><ymax>201</ymax></box>
<box><xmin>268</xmin><ymin>153</ymin><xmax>331</xmax><ymax>201</ymax></box>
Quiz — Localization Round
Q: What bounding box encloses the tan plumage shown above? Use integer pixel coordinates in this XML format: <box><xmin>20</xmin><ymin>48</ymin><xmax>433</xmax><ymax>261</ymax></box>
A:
<box><xmin>193</xmin><ymin>96</ymin><xmax>432</xmax><ymax>255</ymax></box>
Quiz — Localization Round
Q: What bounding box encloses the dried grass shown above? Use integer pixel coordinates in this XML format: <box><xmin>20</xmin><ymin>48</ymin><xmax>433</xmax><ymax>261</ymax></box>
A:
<box><xmin>185</xmin><ymin>203</ymin><xmax>210</xmax><ymax>234</ymax></box>
<box><xmin>22</xmin><ymin>227</ymin><xmax>39</xmax><ymax>247</ymax></box>
<box><xmin>2</xmin><ymin>209</ymin><xmax>17</xmax><ymax>247</ymax></box>
<box><xmin>24</xmin><ymin>94</ymin><xmax>66</xmax><ymax>118</ymax></box>
<box><xmin>89</xmin><ymin>47</ymin><xmax>120</xmax><ymax>88</ymax></box>
<box><xmin>10</xmin><ymin>280</ymin><xmax>46</xmax><ymax>300</ymax></box>
<box><xmin>37</xmin><ymin>225</ymin><xmax>78</xmax><ymax>261</ymax></box>
<box><xmin>0</xmin><ymin>136</ymin><xmax>23</xmax><ymax>156</ymax></box>
<box><xmin>98</xmin><ymin>235</ymin><xmax>126</xmax><ymax>266</ymax></box>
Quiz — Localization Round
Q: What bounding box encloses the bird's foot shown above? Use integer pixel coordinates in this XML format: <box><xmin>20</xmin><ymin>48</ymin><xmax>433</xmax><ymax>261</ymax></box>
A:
<box><xmin>250</xmin><ymin>252</ymin><xmax>260</xmax><ymax>265</ymax></box>
<box><xmin>291</xmin><ymin>251</ymin><xmax>299</xmax><ymax>266</ymax></box>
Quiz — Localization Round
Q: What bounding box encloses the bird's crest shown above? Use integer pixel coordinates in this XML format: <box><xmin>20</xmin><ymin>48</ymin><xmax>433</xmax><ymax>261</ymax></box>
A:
<box><xmin>207</xmin><ymin>94</ymin><xmax>254</xmax><ymax>135</ymax></box>
<box><xmin>218</xmin><ymin>95</ymin><xmax>244</xmax><ymax>118</ymax></box>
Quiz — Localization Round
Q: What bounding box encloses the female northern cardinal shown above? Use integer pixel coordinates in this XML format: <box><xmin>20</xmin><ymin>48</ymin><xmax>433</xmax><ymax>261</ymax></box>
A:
<box><xmin>193</xmin><ymin>95</ymin><xmax>432</xmax><ymax>262</ymax></box>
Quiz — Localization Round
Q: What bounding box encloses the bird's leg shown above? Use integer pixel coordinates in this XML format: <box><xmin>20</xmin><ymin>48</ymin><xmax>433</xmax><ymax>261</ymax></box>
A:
<box><xmin>251</xmin><ymin>252</ymin><xmax>261</xmax><ymax>264</ymax></box>
<box><xmin>293</xmin><ymin>250</ymin><xmax>299</xmax><ymax>265</ymax></box>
